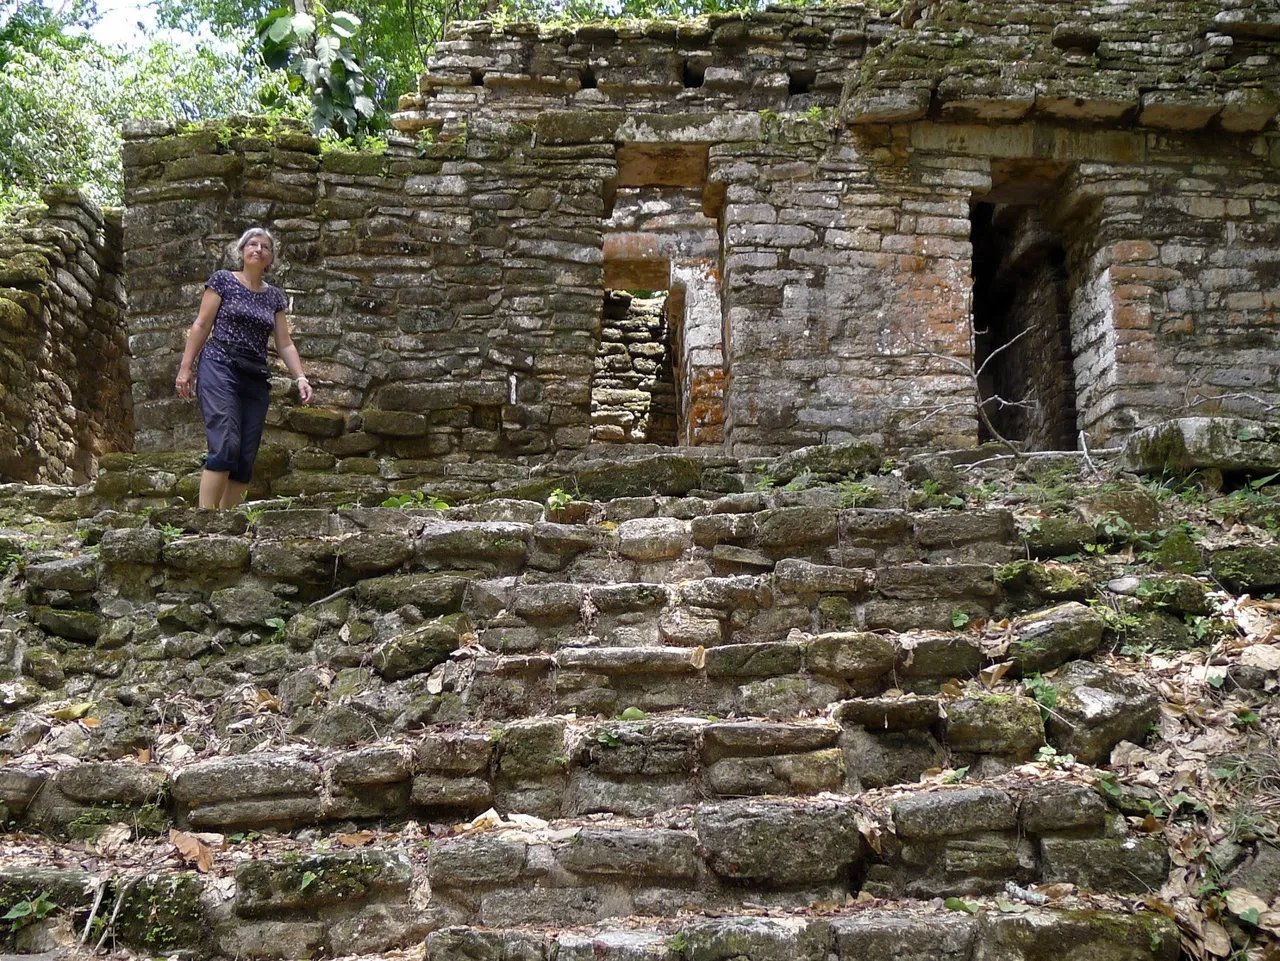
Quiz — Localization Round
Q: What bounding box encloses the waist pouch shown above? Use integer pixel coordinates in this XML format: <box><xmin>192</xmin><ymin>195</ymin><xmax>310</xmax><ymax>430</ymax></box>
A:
<box><xmin>210</xmin><ymin>338</ymin><xmax>270</xmax><ymax>379</ymax></box>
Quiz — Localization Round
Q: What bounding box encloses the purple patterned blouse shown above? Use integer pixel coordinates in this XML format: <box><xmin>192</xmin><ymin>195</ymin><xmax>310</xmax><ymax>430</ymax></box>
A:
<box><xmin>202</xmin><ymin>269</ymin><xmax>287</xmax><ymax>363</ymax></box>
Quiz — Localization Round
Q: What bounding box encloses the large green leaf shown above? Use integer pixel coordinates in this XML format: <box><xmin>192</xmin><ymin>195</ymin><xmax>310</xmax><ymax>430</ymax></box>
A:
<box><xmin>291</xmin><ymin>12</ymin><xmax>316</xmax><ymax>35</ymax></box>
<box><xmin>266</xmin><ymin>14</ymin><xmax>294</xmax><ymax>42</ymax></box>
<box><xmin>315</xmin><ymin>34</ymin><xmax>340</xmax><ymax>65</ymax></box>
<box><xmin>329</xmin><ymin>10</ymin><xmax>361</xmax><ymax>37</ymax></box>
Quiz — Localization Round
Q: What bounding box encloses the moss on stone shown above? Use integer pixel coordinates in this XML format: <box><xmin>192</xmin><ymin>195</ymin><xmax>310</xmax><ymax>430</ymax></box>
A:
<box><xmin>115</xmin><ymin>873</ymin><xmax>207</xmax><ymax>952</ymax></box>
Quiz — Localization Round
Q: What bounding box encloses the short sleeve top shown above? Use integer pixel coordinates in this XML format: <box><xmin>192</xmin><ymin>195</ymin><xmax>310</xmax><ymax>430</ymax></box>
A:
<box><xmin>202</xmin><ymin>269</ymin><xmax>287</xmax><ymax>363</ymax></box>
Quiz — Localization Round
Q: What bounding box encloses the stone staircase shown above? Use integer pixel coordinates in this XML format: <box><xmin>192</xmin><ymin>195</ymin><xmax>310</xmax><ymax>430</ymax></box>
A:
<box><xmin>4</xmin><ymin>445</ymin><xmax>1275</xmax><ymax>959</ymax></box>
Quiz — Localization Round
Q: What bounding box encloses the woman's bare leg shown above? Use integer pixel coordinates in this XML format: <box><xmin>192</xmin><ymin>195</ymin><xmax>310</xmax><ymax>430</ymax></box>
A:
<box><xmin>220</xmin><ymin>480</ymin><xmax>250</xmax><ymax>509</ymax></box>
<box><xmin>199</xmin><ymin>469</ymin><xmax>230</xmax><ymax>509</ymax></box>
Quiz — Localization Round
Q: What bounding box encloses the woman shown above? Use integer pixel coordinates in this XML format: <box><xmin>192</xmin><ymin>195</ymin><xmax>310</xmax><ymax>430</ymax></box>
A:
<box><xmin>174</xmin><ymin>227</ymin><xmax>314</xmax><ymax>509</ymax></box>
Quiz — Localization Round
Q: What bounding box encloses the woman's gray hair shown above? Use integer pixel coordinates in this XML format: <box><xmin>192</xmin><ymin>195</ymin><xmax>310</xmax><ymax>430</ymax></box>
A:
<box><xmin>227</xmin><ymin>227</ymin><xmax>278</xmax><ymax>271</ymax></box>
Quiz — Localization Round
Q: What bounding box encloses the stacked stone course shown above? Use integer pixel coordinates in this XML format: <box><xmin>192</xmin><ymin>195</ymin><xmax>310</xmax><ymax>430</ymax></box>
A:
<box><xmin>0</xmin><ymin>189</ymin><xmax>131</xmax><ymax>484</ymax></box>
<box><xmin>117</xmin><ymin>0</ymin><xmax>1280</xmax><ymax>483</ymax></box>
<box><xmin>5</xmin><ymin>425</ymin><xmax>1280</xmax><ymax>958</ymax></box>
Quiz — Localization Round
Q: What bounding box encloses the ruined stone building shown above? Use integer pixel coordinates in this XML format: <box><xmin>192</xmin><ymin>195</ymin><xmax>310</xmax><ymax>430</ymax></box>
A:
<box><xmin>6</xmin><ymin>0</ymin><xmax>1280</xmax><ymax>488</ymax></box>
<box><xmin>4</xmin><ymin>6</ymin><xmax>1280</xmax><ymax>958</ymax></box>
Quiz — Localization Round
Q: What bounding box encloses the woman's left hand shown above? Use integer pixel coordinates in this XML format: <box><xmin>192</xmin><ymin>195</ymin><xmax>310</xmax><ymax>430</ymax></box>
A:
<box><xmin>297</xmin><ymin>376</ymin><xmax>314</xmax><ymax>405</ymax></box>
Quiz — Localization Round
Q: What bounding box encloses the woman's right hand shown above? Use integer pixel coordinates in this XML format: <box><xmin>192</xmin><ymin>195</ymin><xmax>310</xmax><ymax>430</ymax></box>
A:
<box><xmin>176</xmin><ymin>365</ymin><xmax>194</xmax><ymax>399</ymax></box>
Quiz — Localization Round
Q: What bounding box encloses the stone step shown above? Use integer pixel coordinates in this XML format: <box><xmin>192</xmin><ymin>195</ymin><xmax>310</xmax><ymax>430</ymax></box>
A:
<box><xmin>422</xmin><ymin>909</ymin><xmax>1179</xmax><ymax>961</ymax></box>
<box><xmin>2</xmin><ymin>657</ymin><xmax>1159</xmax><ymax>835</ymax></box>
<box><xmin>0</xmin><ymin>784</ymin><xmax>1173</xmax><ymax>957</ymax></box>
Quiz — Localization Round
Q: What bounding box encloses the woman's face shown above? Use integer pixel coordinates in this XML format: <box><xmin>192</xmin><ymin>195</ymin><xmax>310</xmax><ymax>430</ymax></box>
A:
<box><xmin>243</xmin><ymin>236</ymin><xmax>274</xmax><ymax>269</ymax></box>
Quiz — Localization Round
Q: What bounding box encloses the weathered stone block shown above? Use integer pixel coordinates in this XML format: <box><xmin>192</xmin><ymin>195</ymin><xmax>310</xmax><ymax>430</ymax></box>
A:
<box><xmin>373</xmin><ymin>614</ymin><xmax>467</xmax><ymax>681</ymax></box>
<box><xmin>1008</xmin><ymin>603</ymin><xmax>1105</xmax><ymax>675</ymax></box>
<box><xmin>99</xmin><ymin>527</ymin><xmax>165</xmax><ymax>565</ymax></box>
<box><xmin>774</xmin><ymin>558</ymin><xmax>873</xmax><ymax>594</ymax></box>
<box><xmin>1046</xmin><ymin>662</ymin><xmax>1160</xmax><ymax>764</ymax></box>
<box><xmin>1020</xmin><ymin>786</ymin><xmax>1109</xmax><ymax>834</ymax></box>
<box><xmin>555</xmin><ymin>827</ymin><xmax>699</xmax><ymax>878</ymax></box>
<box><xmin>973</xmin><ymin>907</ymin><xmax>1179</xmax><ymax>961</ymax></box>
<box><xmin>210</xmin><ymin>585</ymin><xmax>283</xmax><ymax>627</ymax></box>
<box><xmin>807</xmin><ymin>631</ymin><xmax>894</xmax><ymax>679</ymax></box>
<box><xmin>945</xmin><ymin>697</ymin><xmax>1045</xmax><ymax>757</ymax></box>
<box><xmin>707</xmin><ymin>749</ymin><xmax>844</xmax><ymax>796</ymax></box>
<box><xmin>163</xmin><ymin>535</ymin><xmax>250</xmax><ymax>571</ymax></box>
<box><xmin>616</xmin><ymin>516</ymin><xmax>692</xmax><ymax>561</ymax></box>
<box><xmin>893</xmin><ymin>788</ymin><xmax>1016</xmax><ymax>839</ymax></box>
<box><xmin>26</xmin><ymin>554</ymin><xmax>98</xmax><ymax>592</ymax></box>
<box><xmin>683</xmin><ymin>917</ymin><xmax>830</xmax><ymax>961</ymax></box>
<box><xmin>430</xmin><ymin>833</ymin><xmax>528</xmax><ymax>886</ymax></box>
<box><xmin>694</xmin><ymin>798</ymin><xmax>861</xmax><ymax>884</ymax></box>
<box><xmin>832</xmin><ymin>913</ymin><xmax>974</xmax><ymax>961</ymax></box>
<box><xmin>1039</xmin><ymin>836</ymin><xmax>1170</xmax><ymax>893</ymax></box>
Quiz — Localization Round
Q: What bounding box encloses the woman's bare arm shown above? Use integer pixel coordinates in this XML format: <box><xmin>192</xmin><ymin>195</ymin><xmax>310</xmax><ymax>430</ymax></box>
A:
<box><xmin>175</xmin><ymin>288</ymin><xmax>221</xmax><ymax>398</ymax></box>
<box><xmin>273</xmin><ymin>310</ymin><xmax>313</xmax><ymax>404</ymax></box>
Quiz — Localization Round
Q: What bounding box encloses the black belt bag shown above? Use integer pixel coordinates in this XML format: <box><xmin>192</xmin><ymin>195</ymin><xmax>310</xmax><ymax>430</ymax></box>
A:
<box><xmin>210</xmin><ymin>337</ymin><xmax>270</xmax><ymax>379</ymax></box>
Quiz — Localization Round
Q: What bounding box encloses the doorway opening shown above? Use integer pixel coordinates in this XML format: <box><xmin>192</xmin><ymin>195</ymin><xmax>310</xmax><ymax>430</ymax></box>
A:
<box><xmin>969</xmin><ymin>170</ymin><xmax>1079</xmax><ymax>450</ymax></box>
<box><xmin>592</xmin><ymin>290</ymin><xmax>679</xmax><ymax>445</ymax></box>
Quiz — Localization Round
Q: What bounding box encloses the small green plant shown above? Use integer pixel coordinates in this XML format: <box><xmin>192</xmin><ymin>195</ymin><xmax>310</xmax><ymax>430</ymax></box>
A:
<box><xmin>265</xmin><ymin>617</ymin><xmax>287</xmax><ymax>643</ymax></box>
<box><xmin>783</xmin><ymin>469</ymin><xmax>815</xmax><ymax>491</ymax></box>
<box><xmin>3</xmin><ymin>891</ymin><xmax>56</xmax><ymax>932</ymax></box>
<box><xmin>1097</xmin><ymin>773</ymin><xmax>1123</xmax><ymax>799</ymax></box>
<box><xmin>299</xmin><ymin>870</ymin><xmax>319</xmax><ymax>892</ymax></box>
<box><xmin>1232</xmin><ymin>709</ymin><xmax>1260</xmax><ymax>729</ymax></box>
<box><xmin>319</xmin><ymin>132</ymin><xmax>388</xmax><ymax>154</ymax></box>
<box><xmin>596</xmin><ymin>729</ymin><xmax>622</xmax><ymax>748</ymax></box>
<box><xmin>668</xmin><ymin>931</ymin><xmax>688</xmax><ymax>954</ymax></box>
<box><xmin>617</xmin><ymin>706</ymin><xmax>646</xmax><ymax>721</ymax></box>
<box><xmin>417</xmin><ymin>127</ymin><xmax>436</xmax><ymax>151</ymax></box>
<box><xmin>838</xmin><ymin>481</ymin><xmax>879</xmax><ymax>508</ymax></box>
<box><xmin>1035</xmin><ymin>744</ymin><xmax>1075</xmax><ymax>768</ymax></box>
<box><xmin>942</xmin><ymin>765</ymin><xmax>969</xmax><ymax>784</ymax></box>
<box><xmin>0</xmin><ymin>548</ymin><xmax>22</xmax><ymax>575</ymax></box>
<box><xmin>157</xmin><ymin>522</ymin><xmax>183</xmax><ymax>543</ymax></box>
<box><xmin>944</xmin><ymin>896</ymin><xmax>979</xmax><ymax>914</ymax></box>
<box><xmin>546</xmin><ymin>488</ymin><xmax>573</xmax><ymax>512</ymax></box>
<box><xmin>381</xmin><ymin>491</ymin><xmax>449</xmax><ymax>510</ymax></box>
<box><xmin>1022</xmin><ymin>673</ymin><xmax>1058</xmax><ymax>723</ymax></box>
<box><xmin>951</xmin><ymin>609</ymin><xmax>971</xmax><ymax>629</ymax></box>
<box><xmin>750</xmin><ymin>465</ymin><xmax>776</xmax><ymax>491</ymax></box>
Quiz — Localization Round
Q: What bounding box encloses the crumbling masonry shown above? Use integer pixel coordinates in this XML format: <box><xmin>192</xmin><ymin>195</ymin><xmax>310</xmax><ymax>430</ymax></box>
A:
<box><xmin>94</xmin><ymin>0</ymin><xmax>1280</xmax><ymax>492</ymax></box>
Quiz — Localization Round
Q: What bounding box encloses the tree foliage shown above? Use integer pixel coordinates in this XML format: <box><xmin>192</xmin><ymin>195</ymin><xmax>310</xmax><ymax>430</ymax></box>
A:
<box><xmin>0</xmin><ymin>13</ymin><xmax>305</xmax><ymax>218</ymax></box>
<box><xmin>257</xmin><ymin>5</ymin><xmax>376</xmax><ymax>137</ymax></box>
<box><xmin>155</xmin><ymin>0</ymin><xmax>470</xmax><ymax>111</ymax></box>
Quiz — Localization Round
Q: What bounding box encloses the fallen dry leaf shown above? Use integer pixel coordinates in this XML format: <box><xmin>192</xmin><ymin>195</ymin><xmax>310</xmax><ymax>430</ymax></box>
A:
<box><xmin>95</xmin><ymin>823</ymin><xmax>131</xmax><ymax>855</ymax></box>
<box><xmin>980</xmin><ymin>661</ymin><xmax>1012</xmax><ymax>688</ymax></box>
<box><xmin>1240</xmin><ymin>644</ymin><xmax>1280</xmax><ymax>671</ymax></box>
<box><xmin>169</xmin><ymin>828</ymin><xmax>214</xmax><ymax>873</ymax></box>
<box><xmin>336</xmin><ymin>831</ymin><xmax>376</xmax><ymax>847</ymax></box>
<box><xmin>1203</xmin><ymin>920</ymin><xmax>1232</xmax><ymax>957</ymax></box>
<box><xmin>1225</xmin><ymin>888</ymin><xmax>1270</xmax><ymax>923</ymax></box>
<box><xmin>48</xmin><ymin>702</ymin><xmax>94</xmax><ymax>721</ymax></box>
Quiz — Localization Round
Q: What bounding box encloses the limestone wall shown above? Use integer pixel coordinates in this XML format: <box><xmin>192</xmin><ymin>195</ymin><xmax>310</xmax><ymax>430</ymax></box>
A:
<box><xmin>120</xmin><ymin>0</ymin><xmax>1280</xmax><ymax>471</ymax></box>
<box><xmin>0</xmin><ymin>190</ymin><xmax>131</xmax><ymax>484</ymax></box>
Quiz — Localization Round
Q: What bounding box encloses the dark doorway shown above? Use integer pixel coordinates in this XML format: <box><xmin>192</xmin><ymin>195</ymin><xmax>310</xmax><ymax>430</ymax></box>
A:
<box><xmin>970</xmin><ymin>201</ymin><xmax>1078</xmax><ymax>450</ymax></box>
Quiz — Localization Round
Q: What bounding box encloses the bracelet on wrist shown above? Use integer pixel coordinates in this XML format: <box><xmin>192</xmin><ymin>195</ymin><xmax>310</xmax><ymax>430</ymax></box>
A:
<box><xmin>295</xmin><ymin>376</ymin><xmax>309</xmax><ymax>385</ymax></box>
